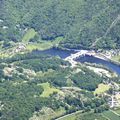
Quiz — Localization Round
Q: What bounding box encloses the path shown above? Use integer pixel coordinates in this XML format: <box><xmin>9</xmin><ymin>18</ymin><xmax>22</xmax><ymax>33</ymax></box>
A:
<box><xmin>92</xmin><ymin>14</ymin><xmax>120</xmax><ymax>47</ymax></box>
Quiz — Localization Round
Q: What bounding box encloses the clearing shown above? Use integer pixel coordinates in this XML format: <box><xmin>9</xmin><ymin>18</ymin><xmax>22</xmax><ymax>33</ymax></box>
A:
<box><xmin>26</xmin><ymin>36</ymin><xmax>63</xmax><ymax>51</ymax></box>
<box><xmin>94</xmin><ymin>83</ymin><xmax>110</xmax><ymax>95</ymax></box>
<box><xmin>57</xmin><ymin>111</ymin><xmax>107</xmax><ymax>120</ymax></box>
<box><xmin>102</xmin><ymin>110</ymin><xmax>120</xmax><ymax>120</ymax></box>
<box><xmin>22</xmin><ymin>28</ymin><xmax>37</xmax><ymax>42</ymax></box>
<box><xmin>39</xmin><ymin>82</ymin><xmax>63</xmax><ymax>97</ymax></box>
<box><xmin>114</xmin><ymin>108</ymin><xmax>120</xmax><ymax>115</ymax></box>
<box><xmin>112</xmin><ymin>55</ymin><xmax>120</xmax><ymax>63</ymax></box>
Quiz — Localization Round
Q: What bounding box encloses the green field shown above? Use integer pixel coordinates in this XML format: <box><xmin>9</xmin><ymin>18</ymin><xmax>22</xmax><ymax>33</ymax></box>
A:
<box><xmin>22</xmin><ymin>28</ymin><xmax>37</xmax><ymax>42</ymax></box>
<box><xmin>39</xmin><ymin>82</ymin><xmax>63</xmax><ymax>97</ymax></box>
<box><xmin>112</xmin><ymin>55</ymin><xmax>120</xmax><ymax>63</ymax></box>
<box><xmin>94</xmin><ymin>83</ymin><xmax>110</xmax><ymax>95</ymax></box>
<box><xmin>26</xmin><ymin>41</ymin><xmax>54</xmax><ymax>51</ymax></box>
<box><xmin>102</xmin><ymin>110</ymin><xmax>120</xmax><ymax>120</ymax></box>
<box><xmin>26</xmin><ymin>36</ymin><xmax>63</xmax><ymax>51</ymax></box>
<box><xmin>78</xmin><ymin>113</ymin><xmax>107</xmax><ymax>120</ymax></box>
<box><xmin>59</xmin><ymin>112</ymin><xmax>107</xmax><ymax>120</ymax></box>
<box><xmin>114</xmin><ymin>109</ymin><xmax>120</xmax><ymax>115</ymax></box>
<box><xmin>30</xmin><ymin>107</ymin><xmax>65</xmax><ymax>120</ymax></box>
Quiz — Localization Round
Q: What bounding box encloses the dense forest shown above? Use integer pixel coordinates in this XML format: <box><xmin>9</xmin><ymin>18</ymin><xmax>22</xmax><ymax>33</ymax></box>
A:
<box><xmin>0</xmin><ymin>0</ymin><xmax>120</xmax><ymax>49</ymax></box>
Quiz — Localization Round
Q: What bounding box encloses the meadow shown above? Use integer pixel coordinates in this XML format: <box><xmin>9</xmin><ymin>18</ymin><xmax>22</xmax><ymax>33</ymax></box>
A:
<box><xmin>102</xmin><ymin>110</ymin><xmax>120</xmax><ymax>120</ymax></box>
<box><xmin>39</xmin><ymin>82</ymin><xmax>63</xmax><ymax>97</ymax></box>
<box><xmin>94</xmin><ymin>83</ymin><xmax>110</xmax><ymax>95</ymax></box>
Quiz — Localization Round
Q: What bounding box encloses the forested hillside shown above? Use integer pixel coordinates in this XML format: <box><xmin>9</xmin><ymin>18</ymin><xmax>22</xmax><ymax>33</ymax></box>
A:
<box><xmin>0</xmin><ymin>0</ymin><xmax>120</xmax><ymax>49</ymax></box>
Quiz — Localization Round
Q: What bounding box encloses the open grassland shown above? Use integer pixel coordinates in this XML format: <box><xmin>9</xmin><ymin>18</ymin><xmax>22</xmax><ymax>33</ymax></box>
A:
<box><xmin>26</xmin><ymin>36</ymin><xmax>63</xmax><ymax>51</ymax></box>
<box><xmin>39</xmin><ymin>82</ymin><xmax>63</xmax><ymax>97</ymax></box>
<box><xmin>94</xmin><ymin>83</ymin><xmax>110</xmax><ymax>95</ymax></box>
<box><xmin>78</xmin><ymin>113</ymin><xmax>107</xmax><ymax>120</ymax></box>
<box><xmin>22</xmin><ymin>28</ymin><xmax>63</xmax><ymax>51</ymax></box>
<box><xmin>102</xmin><ymin>110</ymin><xmax>120</xmax><ymax>120</ymax></box>
<box><xmin>22</xmin><ymin>28</ymin><xmax>37</xmax><ymax>42</ymax></box>
<box><xmin>26</xmin><ymin>41</ymin><xmax>53</xmax><ymax>51</ymax></box>
<box><xmin>59</xmin><ymin>112</ymin><xmax>107</xmax><ymax>120</ymax></box>
<box><xmin>112</xmin><ymin>55</ymin><xmax>120</xmax><ymax>63</ymax></box>
<box><xmin>114</xmin><ymin>108</ymin><xmax>120</xmax><ymax>115</ymax></box>
<box><xmin>30</xmin><ymin>107</ymin><xmax>65</xmax><ymax>120</ymax></box>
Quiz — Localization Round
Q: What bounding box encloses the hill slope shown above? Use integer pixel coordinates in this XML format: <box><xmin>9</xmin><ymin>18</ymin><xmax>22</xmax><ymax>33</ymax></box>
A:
<box><xmin>0</xmin><ymin>0</ymin><xmax>120</xmax><ymax>49</ymax></box>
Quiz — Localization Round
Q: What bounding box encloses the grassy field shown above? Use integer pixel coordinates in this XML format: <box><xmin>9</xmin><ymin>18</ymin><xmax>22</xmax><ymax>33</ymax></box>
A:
<box><xmin>22</xmin><ymin>28</ymin><xmax>37</xmax><ymax>42</ymax></box>
<box><xmin>94</xmin><ymin>83</ymin><xmax>110</xmax><ymax>95</ymax></box>
<box><xmin>102</xmin><ymin>110</ymin><xmax>120</xmax><ymax>120</ymax></box>
<box><xmin>26</xmin><ymin>36</ymin><xmax>63</xmax><ymax>51</ymax></box>
<box><xmin>78</xmin><ymin>113</ymin><xmax>107</xmax><ymax>120</ymax></box>
<box><xmin>59</xmin><ymin>112</ymin><xmax>107</xmax><ymax>120</ymax></box>
<box><xmin>39</xmin><ymin>82</ymin><xmax>63</xmax><ymax>97</ymax></box>
<box><xmin>112</xmin><ymin>55</ymin><xmax>120</xmax><ymax>63</ymax></box>
<box><xmin>30</xmin><ymin>107</ymin><xmax>65</xmax><ymax>120</ymax></box>
<box><xmin>114</xmin><ymin>109</ymin><xmax>120</xmax><ymax>115</ymax></box>
<box><xmin>26</xmin><ymin>41</ymin><xmax>53</xmax><ymax>51</ymax></box>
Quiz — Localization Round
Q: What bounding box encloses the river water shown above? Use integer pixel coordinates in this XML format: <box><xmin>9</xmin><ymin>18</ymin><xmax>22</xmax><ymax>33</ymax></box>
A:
<box><xmin>76</xmin><ymin>55</ymin><xmax>120</xmax><ymax>75</ymax></box>
<box><xmin>32</xmin><ymin>48</ymin><xmax>76</xmax><ymax>59</ymax></box>
<box><xmin>33</xmin><ymin>48</ymin><xmax>120</xmax><ymax>75</ymax></box>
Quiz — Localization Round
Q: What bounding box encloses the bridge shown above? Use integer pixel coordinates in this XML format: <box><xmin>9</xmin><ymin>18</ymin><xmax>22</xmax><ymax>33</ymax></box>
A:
<box><xmin>64</xmin><ymin>49</ymin><xmax>109</xmax><ymax>68</ymax></box>
<box><xmin>64</xmin><ymin>50</ymin><xmax>88</xmax><ymax>67</ymax></box>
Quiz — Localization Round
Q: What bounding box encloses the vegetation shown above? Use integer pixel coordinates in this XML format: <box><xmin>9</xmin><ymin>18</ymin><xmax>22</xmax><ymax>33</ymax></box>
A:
<box><xmin>39</xmin><ymin>82</ymin><xmax>62</xmax><ymax>97</ymax></box>
<box><xmin>94</xmin><ymin>83</ymin><xmax>110</xmax><ymax>95</ymax></box>
<box><xmin>77</xmin><ymin>112</ymin><xmax>107</xmax><ymax>120</ymax></box>
<box><xmin>26</xmin><ymin>37</ymin><xmax>63</xmax><ymax>51</ymax></box>
<box><xmin>0</xmin><ymin>52</ymin><xmax>112</xmax><ymax>120</ymax></box>
<box><xmin>58</xmin><ymin>111</ymin><xmax>107</xmax><ymax>120</ymax></box>
<box><xmin>71</xmin><ymin>68</ymin><xmax>104</xmax><ymax>91</ymax></box>
<box><xmin>1</xmin><ymin>0</ymin><xmax>120</xmax><ymax>49</ymax></box>
<box><xmin>0</xmin><ymin>0</ymin><xmax>120</xmax><ymax>120</ymax></box>
<box><xmin>114</xmin><ymin>109</ymin><xmax>120</xmax><ymax>115</ymax></box>
<box><xmin>112</xmin><ymin>55</ymin><xmax>120</xmax><ymax>63</ymax></box>
<box><xmin>102</xmin><ymin>110</ymin><xmax>120</xmax><ymax>120</ymax></box>
<box><xmin>22</xmin><ymin>28</ymin><xmax>37</xmax><ymax>42</ymax></box>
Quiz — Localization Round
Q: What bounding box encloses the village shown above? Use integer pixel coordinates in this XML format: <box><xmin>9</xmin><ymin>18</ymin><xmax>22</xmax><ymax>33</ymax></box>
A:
<box><xmin>64</xmin><ymin>50</ymin><xmax>120</xmax><ymax>109</ymax></box>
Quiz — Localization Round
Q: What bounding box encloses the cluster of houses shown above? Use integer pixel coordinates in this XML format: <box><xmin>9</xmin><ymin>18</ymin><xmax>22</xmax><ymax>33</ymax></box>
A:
<box><xmin>13</xmin><ymin>43</ymin><xmax>26</xmax><ymax>53</ymax></box>
<box><xmin>102</xmin><ymin>49</ymin><xmax>120</xmax><ymax>58</ymax></box>
<box><xmin>108</xmin><ymin>93</ymin><xmax>120</xmax><ymax>108</ymax></box>
<box><xmin>108</xmin><ymin>82</ymin><xmax>120</xmax><ymax>108</ymax></box>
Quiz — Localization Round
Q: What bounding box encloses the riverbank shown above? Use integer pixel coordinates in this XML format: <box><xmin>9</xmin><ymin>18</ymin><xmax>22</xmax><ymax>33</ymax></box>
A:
<box><xmin>58</xmin><ymin>46</ymin><xmax>120</xmax><ymax>65</ymax></box>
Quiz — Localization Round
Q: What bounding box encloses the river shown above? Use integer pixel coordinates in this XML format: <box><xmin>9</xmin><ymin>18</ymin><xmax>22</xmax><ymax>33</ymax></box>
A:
<box><xmin>76</xmin><ymin>55</ymin><xmax>120</xmax><ymax>75</ymax></box>
<box><xmin>33</xmin><ymin>48</ymin><xmax>120</xmax><ymax>75</ymax></box>
<box><xmin>32</xmin><ymin>48</ymin><xmax>76</xmax><ymax>59</ymax></box>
